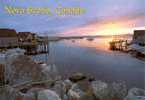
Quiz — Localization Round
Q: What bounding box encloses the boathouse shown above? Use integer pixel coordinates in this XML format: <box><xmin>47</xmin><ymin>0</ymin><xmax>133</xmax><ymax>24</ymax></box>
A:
<box><xmin>132</xmin><ymin>30</ymin><xmax>145</xmax><ymax>46</ymax></box>
<box><xmin>18</xmin><ymin>32</ymin><xmax>37</xmax><ymax>42</ymax></box>
<box><xmin>129</xmin><ymin>30</ymin><xmax>145</xmax><ymax>56</ymax></box>
<box><xmin>0</xmin><ymin>29</ymin><xmax>18</xmax><ymax>48</ymax></box>
<box><xmin>0</xmin><ymin>28</ymin><xmax>49</xmax><ymax>55</ymax></box>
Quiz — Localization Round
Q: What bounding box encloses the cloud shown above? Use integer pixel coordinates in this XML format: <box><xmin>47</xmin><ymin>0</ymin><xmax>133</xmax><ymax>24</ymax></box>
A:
<box><xmin>0</xmin><ymin>0</ymin><xmax>145</xmax><ymax>34</ymax></box>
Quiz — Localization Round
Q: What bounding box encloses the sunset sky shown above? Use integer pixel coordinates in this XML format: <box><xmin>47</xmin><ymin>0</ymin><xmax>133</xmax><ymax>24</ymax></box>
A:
<box><xmin>0</xmin><ymin>0</ymin><xmax>145</xmax><ymax>35</ymax></box>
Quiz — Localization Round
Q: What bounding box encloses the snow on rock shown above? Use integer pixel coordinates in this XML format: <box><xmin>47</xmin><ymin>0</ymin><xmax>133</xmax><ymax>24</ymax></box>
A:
<box><xmin>91</xmin><ymin>81</ymin><xmax>109</xmax><ymax>100</ymax></box>
<box><xmin>67</xmin><ymin>81</ymin><xmax>95</xmax><ymax>100</ymax></box>
<box><xmin>52</xmin><ymin>81</ymin><xmax>66</xmax><ymax>99</ymax></box>
<box><xmin>68</xmin><ymin>84</ymin><xmax>84</xmax><ymax>100</ymax></box>
<box><xmin>63</xmin><ymin>80</ymin><xmax>73</xmax><ymax>93</ymax></box>
<box><xmin>40</xmin><ymin>64</ymin><xmax>60</xmax><ymax>81</ymax></box>
<box><xmin>4</xmin><ymin>48</ymin><xmax>25</xmax><ymax>83</ymax></box>
<box><xmin>124</xmin><ymin>88</ymin><xmax>145</xmax><ymax>100</ymax></box>
<box><xmin>38</xmin><ymin>89</ymin><xmax>61</xmax><ymax>100</ymax></box>
<box><xmin>7</xmin><ymin>55</ymin><xmax>44</xmax><ymax>85</ymax></box>
<box><xmin>2</xmin><ymin>48</ymin><xmax>59</xmax><ymax>86</ymax></box>
<box><xmin>107</xmin><ymin>82</ymin><xmax>128</xmax><ymax>100</ymax></box>
<box><xmin>5</xmin><ymin>48</ymin><xmax>25</xmax><ymax>63</ymax></box>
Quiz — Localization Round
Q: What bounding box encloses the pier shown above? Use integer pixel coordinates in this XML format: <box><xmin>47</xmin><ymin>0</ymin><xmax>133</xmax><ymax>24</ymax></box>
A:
<box><xmin>0</xmin><ymin>29</ymin><xmax>49</xmax><ymax>55</ymax></box>
<box><xmin>0</xmin><ymin>39</ymin><xmax>49</xmax><ymax>55</ymax></box>
<box><xmin>109</xmin><ymin>40</ymin><xmax>128</xmax><ymax>51</ymax></box>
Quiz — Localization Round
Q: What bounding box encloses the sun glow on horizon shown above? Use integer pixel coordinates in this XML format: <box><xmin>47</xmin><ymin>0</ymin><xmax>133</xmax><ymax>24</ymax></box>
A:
<box><xmin>61</xmin><ymin>20</ymin><xmax>145</xmax><ymax>36</ymax></box>
<box><xmin>91</xmin><ymin>22</ymin><xmax>131</xmax><ymax>36</ymax></box>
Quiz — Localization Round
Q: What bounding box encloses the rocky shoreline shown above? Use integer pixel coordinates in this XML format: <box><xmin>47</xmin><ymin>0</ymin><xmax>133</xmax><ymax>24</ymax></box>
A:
<box><xmin>0</xmin><ymin>49</ymin><xmax>144</xmax><ymax>100</ymax></box>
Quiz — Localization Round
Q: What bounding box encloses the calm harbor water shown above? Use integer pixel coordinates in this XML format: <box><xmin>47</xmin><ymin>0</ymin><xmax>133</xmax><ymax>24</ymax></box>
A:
<box><xmin>34</xmin><ymin>37</ymin><xmax>145</xmax><ymax>88</ymax></box>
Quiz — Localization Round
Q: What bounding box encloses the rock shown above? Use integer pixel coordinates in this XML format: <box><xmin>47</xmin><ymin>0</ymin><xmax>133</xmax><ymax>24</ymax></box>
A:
<box><xmin>69</xmin><ymin>73</ymin><xmax>86</xmax><ymax>83</ymax></box>
<box><xmin>52</xmin><ymin>81</ymin><xmax>66</xmax><ymax>99</ymax></box>
<box><xmin>91</xmin><ymin>81</ymin><xmax>109</xmax><ymax>100</ymax></box>
<box><xmin>68</xmin><ymin>81</ymin><xmax>95</xmax><ymax>100</ymax></box>
<box><xmin>4</xmin><ymin>49</ymin><xmax>25</xmax><ymax>83</ymax></box>
<box><xmin>38</xmin><ymin>89</ymin><xmax>61</xmax><ymax>100</ymax></box>
<box><xmin>0</xmin><ymin>53</ymin><xmax>6</xmax><ymax>64</ymax></box>
<box><xmin>63</xmin><ymin>80</ymin><xmax>73</xmax><ymax>93</ymax></box>
<box><xmin>5</xmin><ymin>48</ymin><xmax>25</xmax><ymax>60</ymax></box>
<box><xmin>68</xmin><ymin>84</ymin><xmax>84</xmax><ymax>100</ymax></box>
<box><xmin>0</xmin><ymin>85</ymin><xmax>37</xmax><ymax>100</ymax></box>
<box><xmin>7</xmin><ymin>55</ymin><xmax>44</xmax><ymax>85</ymax></box>
<box><xmin>87</xmin><ymin>75</ymin><xmax>95</xmax><ymax>82</ymax></box>
<box><xmin>17</xmin><ymin>92</ymin><xmax>36</xmax><ymax>100</ymax></box>
<box><xmin>124</xmin><ymin>88</ymin><xmax>145</xmax><ymax>100</ymax></box>
<box><xmin>41</xmin><ymin>64</ymin><xmax>60</xmax><ymax>81</ymax></box>
<box><xmin>63</xmin><ymin>94</ymin><xmax>68</xmax><ymax>100</ymax></box>
<box><xmin>4</xmin><ymin>54</ymin><xmax>60</xmax><ymax>85</ymax></box>
<box><xmin>108</xmin><ymin>82</ymin><xmax>127</xmax><ymax>100</ymax></box>
<box><xmin>0</xmin><ymin>86</ymin><xmax>18</xmax><ymax>100</ymax></box>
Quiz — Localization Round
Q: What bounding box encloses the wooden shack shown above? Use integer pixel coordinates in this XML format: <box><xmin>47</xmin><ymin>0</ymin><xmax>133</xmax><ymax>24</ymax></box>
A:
<box><xmin>0</xmin><ymin>29</ymin><xmax>18</xmax><ymax>48</ymax></box>
<box><xmin>17</xmin><ymin>32</ymin><xmax>37</xmax><ymax>42</ymax></box>
<box><xmin>129</xmin><ymin>30</ymin><xmax>145</xmax><ymax>58</ymax></box>
<box><xmin>132</xmin><ymin>30</ymin><xmax>145</xmax><ymax>46</ymax></box>
<box><xmin>0</xmin><ymin>28</ymin><xmax>49</xmax><ymax>55</ymax></box>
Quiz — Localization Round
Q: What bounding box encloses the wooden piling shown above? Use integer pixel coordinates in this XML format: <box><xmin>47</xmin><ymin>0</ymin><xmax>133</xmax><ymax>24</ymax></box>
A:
<box><xmin>0</xmin><ymin>64</ymin><xmax>5</xmax><ymax>86</ymax></box>
<box><xmin>109</xmin><ymin>40</ymin><xmax>128</xmax><ymax>51</ymax></box>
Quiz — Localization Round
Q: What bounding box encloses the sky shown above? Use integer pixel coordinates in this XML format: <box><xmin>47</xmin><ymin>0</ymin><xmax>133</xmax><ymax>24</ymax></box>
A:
<box><xmin>0</xmin><ymin>0</ymin><xmax>145</xmax><ymax>36</ymax></box>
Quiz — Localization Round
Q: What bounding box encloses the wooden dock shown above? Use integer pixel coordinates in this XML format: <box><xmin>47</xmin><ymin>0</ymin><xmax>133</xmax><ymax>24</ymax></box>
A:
<box><xmin>109</xmin><ymin>40</ymin><xmax>128</xmax><ymax>51</ymax></box>
<box><xmin>0</xmin><ymin>37</ymin><xmax>49</xmax><ymax>55</ymax></box>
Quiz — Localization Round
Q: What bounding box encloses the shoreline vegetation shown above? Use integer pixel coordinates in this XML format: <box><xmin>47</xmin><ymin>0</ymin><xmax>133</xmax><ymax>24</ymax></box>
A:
<box><xmin>0</xmin><ymin>49</ymin><xmax>144</xmax><ymax>100</ymax></box>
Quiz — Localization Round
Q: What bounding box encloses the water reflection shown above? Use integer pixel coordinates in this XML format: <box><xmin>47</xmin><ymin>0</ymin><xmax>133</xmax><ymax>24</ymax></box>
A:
<box><xmin>63</xmin><ymin>37</ymin><xmax>114</xmax><ymax>52</ymax></box>
<box><xmin>33</xmin><ymin>36</ymin><xmax>144</xmax><ymax>88</ymax></box>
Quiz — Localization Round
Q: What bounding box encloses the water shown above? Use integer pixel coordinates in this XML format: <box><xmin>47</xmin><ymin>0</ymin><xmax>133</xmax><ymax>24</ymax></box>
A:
<box><xmin>33</xmin><ymin>37</ymin><xmax>145</xmax><ymax>88</ymax></box>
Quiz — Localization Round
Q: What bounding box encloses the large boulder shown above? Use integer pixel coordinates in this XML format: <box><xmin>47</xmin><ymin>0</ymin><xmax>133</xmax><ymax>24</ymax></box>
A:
<box><xmin>40</xmin><ymin>64</ymin><xmax>60</xmax><ymax>81</ymax></box>
<box><xmin>0</xmin><ymin>86</ymin><xmax>18</xmax><ymax>100</ymax></box>
<box><xmin>38</xmin><ymin>89</ymin><xmax>61</xmax><ymax>100</ymax></box>
<box><xmin>16</xmin><ymin>92</ymin><xmax>36</xmax><ymax>100</ymax></box>
<box><xmin>8</xmin><ymin>55</ymin><xmax>44</xmax><ymax>85</ymax></box>
<box><xmin>68</xmin><ymin>80</ymin><xmax>95</xmax><ymax>100</ymax></box>
<box><xmin>91</xmin><ymin>81</ymin><xmax>109</xmax><ymax>100</ymax></box>
<box><xmin>63</xmin><ymin>80</ymin><xmax>73</xmax><ymax>93</ymax></box>
<box><xmin>4</xmin><ymin>48</ymin><xmax>25</xmax><ymax>82</ymax></box>
<box><xmin>108</xmin><ymin>82</ymin><xmax>127</xmax><ymax>100</ymax></box>
<box><xmin>68</xmin><ymin>84</ymin><xmax>85</xmax><ymax>100</ymax></box>
<box><xmin>0</xmin><ymin>85</ymin><xmax>36</xmax><ymax>100</ymax></box>
<box><xmin>69</xmin><ymin>73</ymin><xmax>87</xmax><ymax>83</ymax></box>
<box><xmin>3</xmin><ymin>48</ymin><xmax>59</xmax><ymax>85</ymax></box>
<box><xmin>124</xmin><ymin>88</ymin><xmax>145</xmax><ymax>100</ymax></box>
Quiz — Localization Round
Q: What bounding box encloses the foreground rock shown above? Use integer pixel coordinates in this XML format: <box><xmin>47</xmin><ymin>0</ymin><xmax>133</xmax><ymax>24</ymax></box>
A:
<box><xmin>4</xmin><ymin>48</ymin><xmax>25</xmax><ymax>83</ymax></box>
<box><xmin>68</xmin><ymin>79</ymin><xmax>95</xmax><ymax>100</ymax></box>
<box><xmin>0</xmin><ymin>49</ymin><xmax>144</xmax><ymax>100</ymax></box>
<box><xmin>3</xmin><ymin>49</ymin><xmax>59</xmax><ymax>86</ymax></box>
<box><xmin>38</xmin><ymin>89</ymin><xmax>61</xmax><ymax>100</ymax></box>
<box><xmin>91</xmin><ymin>81</ymin><xmax>109</xmax><ymax>100</ymax></box>
<box><xmin>108</xmin><ymin>82</ymin><xmax>127</xmax><ymax>100</ymax></box>
<box><xmin>124</xmin><ymin>88</ymin><xmax>145</xmax><ymax>100</ymax></box>
<box><xmin>41</xmin><ymin>64</ymin><xmax>60</xmax><ymax>81</ymax></box>
<box><xmin>69</xmin><ymin>73</ymin><xmax>87</xmax><ymax>83</ymax></box>
<box><xmin>9</xmin><ymin>55</ymin><xmax>45</xmax><ymax>85</ymax></box>
<box><xmin>0</xmin><ymin>86</ymin><xmax>17</xmax><ymax>100</ymax></box>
